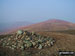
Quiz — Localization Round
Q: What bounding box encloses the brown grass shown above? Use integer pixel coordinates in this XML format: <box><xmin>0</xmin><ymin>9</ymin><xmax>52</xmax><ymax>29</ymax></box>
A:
<box><xmin>37</xmin><ymin>31</ymin><xmax>75</xmax><ymax>54</ymax></box>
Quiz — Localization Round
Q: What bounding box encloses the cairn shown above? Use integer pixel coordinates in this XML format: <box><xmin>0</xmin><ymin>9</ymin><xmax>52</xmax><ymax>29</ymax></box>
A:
<box><xmin>0</xmin><ymin>30</ymin><xmax>55</xmax><ymax>50</ymax></box>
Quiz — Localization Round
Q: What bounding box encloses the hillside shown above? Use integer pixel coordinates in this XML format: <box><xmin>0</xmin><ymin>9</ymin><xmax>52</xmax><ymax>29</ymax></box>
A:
<box><xmin>0</xmin><ymin>19</ymin><xmax>75</xmax><ymax>35</ymax></box>
<box><xmin>22</xmin><ymin>19</ymin><xmax>75</xmax><ymax>31</ymax></box>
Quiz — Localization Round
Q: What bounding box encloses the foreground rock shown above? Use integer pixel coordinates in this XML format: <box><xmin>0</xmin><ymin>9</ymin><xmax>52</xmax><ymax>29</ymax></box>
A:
<box><xmin>0</xmin><ymin>30</ymin><xmax>55</xmax><ymax>51</ymax></box>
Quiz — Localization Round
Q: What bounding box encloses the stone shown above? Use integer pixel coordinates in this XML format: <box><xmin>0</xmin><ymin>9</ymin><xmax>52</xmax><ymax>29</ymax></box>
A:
<box><xmin>38</xmin><ymin>44</ymin><xmax>42</xmax><ymax>49</ymax></box>
<box><xmin>26</xmin><ymin>42</ymin><xmax>32</xmax><ymax>48</ymax></box>
<box><xmin>38</xmin><ymin>39</ymin><xmax>43</xmax><ymax>44</ymax></box>
<box><xmin>17</xmin><ymin>30</ymin><xmax>23</xmax><ymax>35</ymax></box>
<box><xmin>31</xmin><ymin>31</ymin><xmax>35</xmax><ymax>35</ymax></box>
<box><xmin>32</xmin><ymin>42</ymin><xmax>36</xmax><ymax>46</ymax></box>
<box><xmin>26</xmin><ymin>37</ymin><xmax>30</xmax><ymax>40</ymax></box>
<box><xmin>50</xmin><ymin>41</ymin><xmax>54</xmax><ymax>46</ymax></box>
<box><xmin>20</xmin><ymin>46</ymin><xmax>24</xmax><ymax>50</ymax></box>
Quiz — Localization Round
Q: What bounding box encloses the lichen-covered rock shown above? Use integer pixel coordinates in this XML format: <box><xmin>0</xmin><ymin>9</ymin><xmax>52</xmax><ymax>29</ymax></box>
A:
<box><xmin>38</xmin><ymin>44</ymin><xmax>42</xmax><ymax>49</ymax></box>
<box><xmin>17</xmin><ymin>30</ymin><xmax>23</xmax><ymax>35</ymax></box>
<box><xmin>26</xmin><ymin>42</ymin><xmax>32</xmax><ymax>48</ymax></box>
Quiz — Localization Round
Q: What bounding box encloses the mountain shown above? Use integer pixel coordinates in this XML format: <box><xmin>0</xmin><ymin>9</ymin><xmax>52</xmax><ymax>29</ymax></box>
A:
<box><xmin>10</xmin><ymin>21</ymin><xmax>33</xmax><ymax>28</ymax></box>
<box><xmin>1</xmin><ymin>19</ymin><xmax>75</xmax><ymax>35</ymax></box>
<box><xmin>22</xmin><ymin>19</ymin><xmax>75</xmax><ymax>31</ymax></box>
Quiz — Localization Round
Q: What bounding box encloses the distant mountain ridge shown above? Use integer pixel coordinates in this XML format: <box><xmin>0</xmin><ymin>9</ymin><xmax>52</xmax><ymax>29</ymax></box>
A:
<box><xmin>0</xmin><ymin>19</ymin><xmax>75</xmax><ymax>34</ymax></box>
<box><xmin>0</xmin><ymin>21</ymin><xmax>33</xmax><ymax>33</ymax></box>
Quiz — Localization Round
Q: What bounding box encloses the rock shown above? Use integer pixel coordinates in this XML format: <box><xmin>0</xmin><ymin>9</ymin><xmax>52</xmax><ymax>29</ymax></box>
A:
<box><xmin>38</xmin><ymin>39</ymin><xmax>43</xmax><ymax>44</ymax></box>
<box><xmin>2</xmin><ymin>43</ymin><xmax>6</xmax><ymax>46</ymax></box>
<box><xmin>50</xmin><ymin>41</ymin><xmax>54</xmax><ymax>46</ymax></box>
<box><xmin>31</xmin><ymin>31</ymin><xmax>35</xmax><ymax>35</ymax></box>
<box><xmin>25</xmin><ymin>37</ymin><xmax>30</xmax><ymax>40</ymax></box>
<box><xmin>20</xmin><ymin>46</ymin><xmax>24</xmax><ymax>50</ymax></box>
<box><xmin>38</xmin><ymin>44</ymin><xmax>42</xmax><ymax>49</ymax></box>
<box><xmin>17</xmin><ymin>30</ymin><xmax>23</xmax><ymax>35</ymax></box>
<box><xmin>32</xmin><ymin>42</ymin><xmax>36</xmax><ymax>46</ymax></box>
<box><xmin>26</xmin><ymin>41</ymin><xmax>32</xmax><ymax>48</ymax></box>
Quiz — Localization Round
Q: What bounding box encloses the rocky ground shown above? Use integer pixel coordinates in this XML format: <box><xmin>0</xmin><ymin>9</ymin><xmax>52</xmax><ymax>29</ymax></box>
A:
<box><xmin>0</xmin><ymin>30</ymin><xmax>75</xmax><ymax>56</ymax></box>
<box><xmin>0</xmin><ymin>30</ymin><xmax>55</xmax><ymax>56</ymax></box>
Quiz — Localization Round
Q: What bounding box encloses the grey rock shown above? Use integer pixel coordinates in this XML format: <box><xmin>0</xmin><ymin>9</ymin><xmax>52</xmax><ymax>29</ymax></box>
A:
<box><xmin>38</xmin><ymin>44</ymin><xmax>42</xmax><ymax>49</ymax></box>
<box><xmin>17</xmin><ymin>30</ymin><xmax>23</xmax><ymax>35</ymax></box>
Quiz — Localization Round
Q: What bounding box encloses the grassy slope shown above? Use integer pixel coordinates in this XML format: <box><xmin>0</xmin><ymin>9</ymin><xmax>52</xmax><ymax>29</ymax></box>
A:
<box><xmin>55</xmin><ymin>30</ymin><xmax>75</xmax><ymax>35</ymax></box>
<box><xmin>37</xmin><ymin>31</ymin><xmax>75</xmax><ymax>55</ymax></box>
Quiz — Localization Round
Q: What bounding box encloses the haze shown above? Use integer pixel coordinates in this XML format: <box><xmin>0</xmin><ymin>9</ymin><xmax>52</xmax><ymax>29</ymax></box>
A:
<box><xmin>0</xmin><ymin>0</ymin><xmax>75</xmax><ymax>23</ymax></box>
<box><xmin>0</xmin><ymin>0</ymin><xmax>75</xmax><ymax>32</ymax></box>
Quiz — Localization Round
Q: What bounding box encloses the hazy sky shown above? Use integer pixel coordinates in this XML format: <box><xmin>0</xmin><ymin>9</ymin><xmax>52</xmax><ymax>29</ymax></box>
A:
<box><xmin>0</xmin><ymin>0</ymin><xmax>75</xmax><ymax>23</ymax></box>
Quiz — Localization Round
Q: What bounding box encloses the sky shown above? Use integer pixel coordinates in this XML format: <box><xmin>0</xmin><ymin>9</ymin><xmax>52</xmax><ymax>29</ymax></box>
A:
<box><xmin>0</xmin><ymin>0</ymin><xmax>75</xmax><ymax>24</ymax></box>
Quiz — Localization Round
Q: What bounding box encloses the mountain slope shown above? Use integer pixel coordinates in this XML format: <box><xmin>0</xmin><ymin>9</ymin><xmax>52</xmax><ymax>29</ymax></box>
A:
<box><xmin>23</xmin><ymin>19</ymin><xmax>75</xmax><ymax>31</ymax></box>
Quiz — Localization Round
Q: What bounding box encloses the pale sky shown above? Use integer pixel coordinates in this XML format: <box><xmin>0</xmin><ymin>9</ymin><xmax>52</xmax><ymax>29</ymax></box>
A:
<box><xmin>0</xmin><ymin>0</ymin><xmax>75</xmax><ymax>23</ymax></box>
